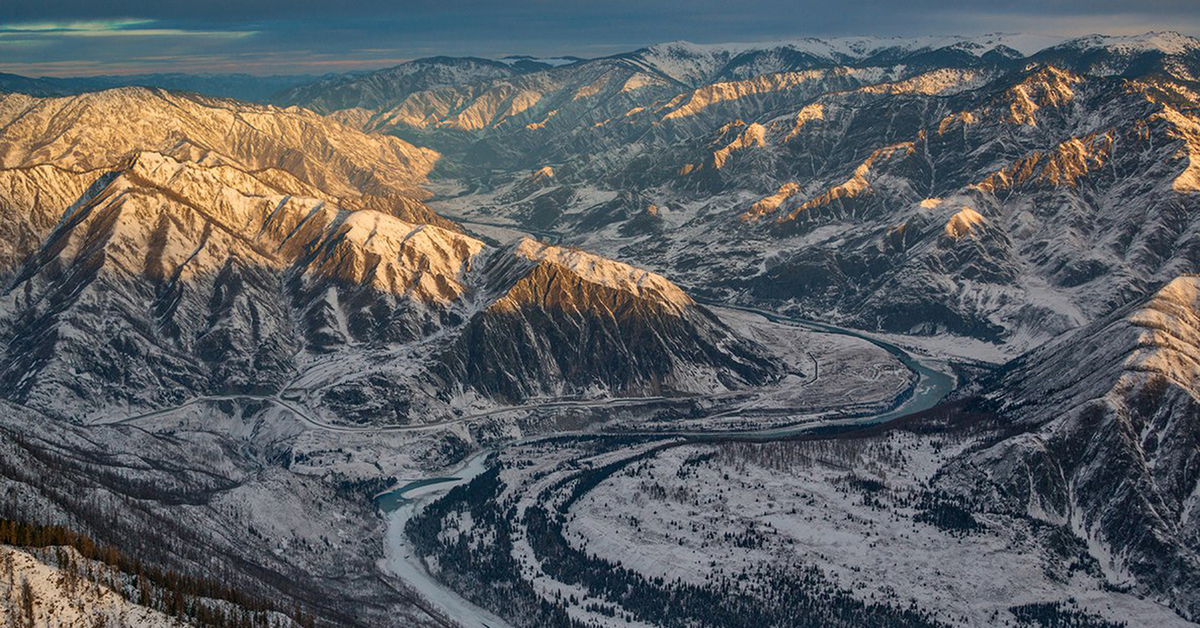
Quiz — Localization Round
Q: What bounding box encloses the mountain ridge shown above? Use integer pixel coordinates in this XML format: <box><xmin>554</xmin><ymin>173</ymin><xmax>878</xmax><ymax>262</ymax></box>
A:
<box><xmin>937</xmin><ymin>274</ymin><xmax>1200</xmax><ymax>618</ymax></box>
<box><xmin>0</xmin><ymin>90</ymin><xmax>781</xmax><ymax>423</ymax></box>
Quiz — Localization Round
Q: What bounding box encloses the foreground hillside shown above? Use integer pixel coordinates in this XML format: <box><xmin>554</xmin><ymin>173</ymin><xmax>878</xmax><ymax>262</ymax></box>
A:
<box><xmin>943</xmin><ymin>274</ymin><xmax>1200</xmax><ymax>618</ymax></box>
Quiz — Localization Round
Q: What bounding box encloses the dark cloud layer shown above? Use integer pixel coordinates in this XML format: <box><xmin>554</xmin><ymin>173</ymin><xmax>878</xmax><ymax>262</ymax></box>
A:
<box><xmin>1</xmin><ymin>0</ymin><xmax>1197</xmax><ymax>76</ymax></box>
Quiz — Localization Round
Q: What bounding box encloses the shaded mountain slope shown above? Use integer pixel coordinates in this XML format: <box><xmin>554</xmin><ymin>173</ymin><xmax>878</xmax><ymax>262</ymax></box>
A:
<box><xmin>941</xmin><ymin>275</ymin><xmax>1200</xmax><ymax>618</ymax></box>
<box><xmin>431</xmin><ymin>239</ymin><xmax>779</xmax><ymax>403</ymax></box>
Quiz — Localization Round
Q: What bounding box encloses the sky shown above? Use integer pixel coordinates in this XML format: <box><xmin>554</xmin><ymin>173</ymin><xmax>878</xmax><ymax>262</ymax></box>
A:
<box><xmin>0</xmin><ymin>0</ymin><xmax>1198</xmax><ymax>77</ymax></box>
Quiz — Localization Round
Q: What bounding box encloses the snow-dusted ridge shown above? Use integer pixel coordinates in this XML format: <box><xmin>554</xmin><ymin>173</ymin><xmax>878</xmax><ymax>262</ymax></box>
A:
<box><xmin>633</xmin><ymin>33</ymin><xmax>1061</xmax><ymax>60</ymax></box>
<box><xmin>498</xmin><ymin>55</ymin><xmax>585</xmax><ymax>67</ymax></box>
<box><xmin>512</xmin><ymin>238</ymin><xmax>694</xmax><ymax>311</ymax></box>
<box><xmin>1048</xmin><ymin>31</ymin><xmax>1200</xmax><ymax>55</ymax></box>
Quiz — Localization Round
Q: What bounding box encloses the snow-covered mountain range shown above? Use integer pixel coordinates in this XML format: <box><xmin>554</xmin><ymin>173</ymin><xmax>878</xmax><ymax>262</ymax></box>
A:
<box><xmin>269</xmin><ymin>31</ymin><xmax>1200</xmax><ymax>354</ymax></box>
<box><xmin>0</xmin><ymin>86</ymin><xmax>777</xmax><ymax>424</ymax></box>
<box><xmin>0</xmin><ymin>30</ymin><xmax>1197</xmax><ymax>628</ymax></box>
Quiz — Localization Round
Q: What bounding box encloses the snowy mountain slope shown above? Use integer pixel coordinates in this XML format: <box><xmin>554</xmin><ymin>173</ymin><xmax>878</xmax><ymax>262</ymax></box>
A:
<box><xmin>313</xmin><ymin>236</ymin><xmax>783</xmax><ymax>426</ymax></box>
<box><xmin>0</xmin><ymin>89</ymin><xmax>779</xmax><ymax>424</ymax></box>
<box><xmin>0</xmin><ymin>394</ymin><xmax>441</xmax><ymax>628</ymax></box>
<box><xmin>0</xmin><ymin>542</ymin><xmax>304</xmax><ymax>628</ymax></box>
<box><xmin>431</xmin><ymin>54</ymin><xmax>1200</xmax><ymax>352</ymax></box>
<box><xmin>939</xmin><ymin>275</ymin><xmax>1200</xmax><ymax>619</ymax></box>
<box><xmin>429</xmin><ymin>238</ymin><xmax>778</xmax><ymax>403</ymax></box>
<box><xmin>0</xmin><ymin>87</ymin><xmax>439</xmax><ymax>199</ymax></box>
<box><xmin>0</xmin><ymin>545</ymin><xmax>186</xmax><ymax>628</ymax></box>
<box><xmin>0</xmin><ymin>150</ymin><xmax>488</xmax><ymax>417</ymax></box>
<box><xmin>727</xmin><ymin>66</ymin><xmax>1200</xmax><ymax>343</ymax></box>
<box><xmin>273</xmin><ymin>56</ymin><xmax>521</xmax><ymax>115</ymax></box>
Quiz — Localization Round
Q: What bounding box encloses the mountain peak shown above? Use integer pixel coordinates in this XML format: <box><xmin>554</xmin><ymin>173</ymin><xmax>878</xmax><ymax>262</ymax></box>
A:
<box><xmin>512</xmin><ymin>238</ymin><xmax>694</xmax><ymax>312</ymax></box>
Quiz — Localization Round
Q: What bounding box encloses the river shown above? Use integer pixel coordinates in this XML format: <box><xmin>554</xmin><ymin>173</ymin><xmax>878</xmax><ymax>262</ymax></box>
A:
<box><xmin>377</xmin><ymin>303</ymin><xmax>957</xmax><ymax>628</ymax></box>
<box><xmin>380</xmin><ymin>451</ymin><xmax>510</xmax><ymax>628</ymax></box>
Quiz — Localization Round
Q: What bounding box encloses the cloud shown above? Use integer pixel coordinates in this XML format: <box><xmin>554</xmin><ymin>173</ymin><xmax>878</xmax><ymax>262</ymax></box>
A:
<box><xmin>0</xmin><ymin>18</ymin><xmax>255</xmax><ymax>39</ymax></box>
<box><xmin>0</xmin><ymin>18</ymin><xmax>155</xmax><ymax>32</ymax></box>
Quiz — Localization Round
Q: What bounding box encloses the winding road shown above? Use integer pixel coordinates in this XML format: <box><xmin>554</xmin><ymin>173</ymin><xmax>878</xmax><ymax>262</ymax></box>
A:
<box><xmin>97</xmin><ymin>386</ymin><xmax>769</xmax><ymax>436</ymax></box>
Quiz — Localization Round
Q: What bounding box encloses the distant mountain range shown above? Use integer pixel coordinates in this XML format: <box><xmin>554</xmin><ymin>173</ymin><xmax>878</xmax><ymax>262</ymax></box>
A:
<box><xmin>0</xmin><ymin>71</ymin><xmax>324</xmax><ymax>102</ymax></box>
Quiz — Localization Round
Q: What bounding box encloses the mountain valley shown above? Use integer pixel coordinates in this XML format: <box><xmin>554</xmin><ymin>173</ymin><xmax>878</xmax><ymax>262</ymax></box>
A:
<box><xmin>0</xmin><ymin>29</ymin><xmax>1197</xmax><ymax>628</ymax></box>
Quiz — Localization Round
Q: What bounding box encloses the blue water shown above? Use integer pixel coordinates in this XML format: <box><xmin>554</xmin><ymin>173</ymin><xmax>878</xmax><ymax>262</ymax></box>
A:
<box><xmin>375</xmin><ymin>477</ymin><xmax>459</xmax><ymax>512</ymax></box>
